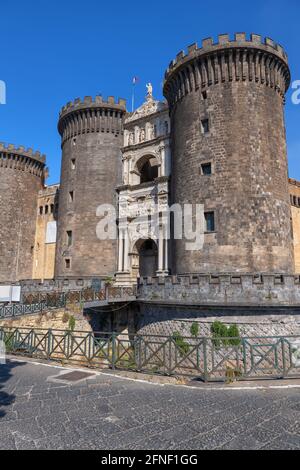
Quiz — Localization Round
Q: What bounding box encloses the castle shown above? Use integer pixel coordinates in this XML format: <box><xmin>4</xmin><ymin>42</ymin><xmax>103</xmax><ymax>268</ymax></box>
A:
<box><xmin>1</xmin><ymin>33</ymin><xmax>300</xmax><ymax>293</ymax></box>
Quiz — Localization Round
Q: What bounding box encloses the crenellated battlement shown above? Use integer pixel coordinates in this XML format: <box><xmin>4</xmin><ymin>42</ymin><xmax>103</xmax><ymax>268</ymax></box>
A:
<box><xmin>139</xmin><ymin>273</ymin><xmax>300</xmax><ymax>287</ymax></box>
<box><xmin>0</xmin><ymin>142</ymin><xmax>46</xmax><ymax>178</ymax></box>
<box><xmin>289</xmin><ymin>178</ymin><xmax>300</xmax><ymax>189</ymax></box>
<box><xmin>58</xmin><ymin>96</ymin><xmax>127</xmax><ymax>142</ymax></box>
<box><xmin>138</xmin><ymin>274</ymin><xmax>300</xmax><ymax>306</ymax></box>
<box><xmin>0</xmin><ymin>142</ymin><xmax>46</xmax><ymax>163</ymax></box>
<box><xmin>163</xmin><ymin>33</ymin><xmax>290</xmax><ymax>105</ymax></box>
<box><xmin>59</xmin><ymin>95</ymin><xmax>127</xmax><ymax>119</ymax></box>
<box><xmin>165</xmin><ymin>33</ymin><xmax>288</xmax><ymax>76</ymax></box>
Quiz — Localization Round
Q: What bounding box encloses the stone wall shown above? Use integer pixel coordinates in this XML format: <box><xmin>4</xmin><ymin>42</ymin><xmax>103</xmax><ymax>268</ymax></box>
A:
<box><xmin>163</xmin><ymin>34</ymin><xmax>294</xmax><ymax>274</ymax></box>
<box><xmin>32</xmin><ymin>184</ymin><xmax>59</xmax><ymax>280</ymax></box>
<box><xmin>290</xmin><ymin>179</ymin><xmax>300</xmax><ymax>272</ymax></box>
<box><xmin>138</xmin><ymin>274</ymin><xmax>300</xmax><ymax>306</ymax></box>
<box><xmin>0</xmin><ymin>144</ymin><xmax>45</xmax><ymax>283</ymax></box>
<box><xmin>0</xmin><ymin>303</ymin><xmax>91</xmax><ymax>332</ymax></box>
<box><xmin>18</xmin><ymin>277</ymin><xmax>103</xmax><ymax>294</ymax></box>
<box><xmin>55</xmin><ymin>96</ymin><xmax>126</xmax><ymax>279</ymax></box>
<box><xmin>136</xmin><ymin>302</ymin><xmax>300</xmax><ymax>338</ymax></box>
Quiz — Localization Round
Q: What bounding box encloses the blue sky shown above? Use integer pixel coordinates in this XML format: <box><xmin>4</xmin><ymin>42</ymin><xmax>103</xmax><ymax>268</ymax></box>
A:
<box><xmin>0</xmin><ymin>0</ymin><xmax>299</xmax><ymax>184</ymax></box>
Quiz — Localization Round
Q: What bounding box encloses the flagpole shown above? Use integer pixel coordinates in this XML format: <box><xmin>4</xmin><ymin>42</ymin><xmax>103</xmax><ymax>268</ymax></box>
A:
<box><xmin>132</xmin><ymin>82</ymin><xmax>135</xmax><ymax>112</ymax></box>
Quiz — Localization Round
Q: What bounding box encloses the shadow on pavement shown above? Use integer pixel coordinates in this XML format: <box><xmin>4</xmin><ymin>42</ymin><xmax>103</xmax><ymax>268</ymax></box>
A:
<box><xmin>0</xmin><ymin>359</ymin><xmax>26</xmax><ymax>419</ymax></box>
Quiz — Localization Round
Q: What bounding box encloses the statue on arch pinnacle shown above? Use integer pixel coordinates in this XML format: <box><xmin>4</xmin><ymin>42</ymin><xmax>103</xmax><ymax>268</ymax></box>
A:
<box><xmin>146</xmin><ymin>82</ymin><xmax>153</xmax><ymax>100</ymax></box>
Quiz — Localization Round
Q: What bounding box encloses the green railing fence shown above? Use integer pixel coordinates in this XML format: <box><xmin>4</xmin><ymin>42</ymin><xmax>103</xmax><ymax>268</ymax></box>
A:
<box><xmin>0</xmin><ymin>286</ymin><xmax>137</xmax><ymax>319</ymax></box>
<box><xmin>1</xmin><ymin>326</ymin><xmax>300</xmax><ymax>382</ymax></box>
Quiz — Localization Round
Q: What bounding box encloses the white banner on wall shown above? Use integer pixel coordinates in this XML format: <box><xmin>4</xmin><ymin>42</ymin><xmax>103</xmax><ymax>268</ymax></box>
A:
<box><xmin>0</xmin><ymin>286</ymin><xmax>21</xmax><ymax>302</ymax></box>
<box><xmin>46</xmin><ymin>221</ymin><xmax>57</xmax><ymax>244</ymax></box>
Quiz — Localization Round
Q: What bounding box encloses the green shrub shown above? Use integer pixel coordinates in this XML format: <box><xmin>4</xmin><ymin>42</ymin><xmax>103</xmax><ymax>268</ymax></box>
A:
<box><xmin>190</xmin><ymin>322</ymin><xmax>199</xmax><ymax>338</ymax></box>
<box><xmin>172</xmin><ymin>331</ymin><xmax>190</xmax><ymax>356</ymax></box>
<box><xmin>211</xmin><ymin>321</ymin><xmax>241</xmax><ymax>348</ymax></box>
<box><xmin>68</xmin><ymin>315</ymin><xmax>76</xmax><ymax>332</ymax></box>
<box><xmin>227</xmin><ymin>324</ymin><xmax>241</xmax><ymax>346</ymax></box>
<box><xmin>104</xmin><ymin>276</ymin><xmax>114</xmax><ymax>286</ymax></box>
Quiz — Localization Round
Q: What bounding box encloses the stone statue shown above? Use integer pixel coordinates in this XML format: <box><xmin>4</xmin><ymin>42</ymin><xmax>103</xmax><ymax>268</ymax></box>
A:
<box><xmin>128</xmin><ymin>132</ymin><xmax>134</xmax><ymax>145</ymax></box>
<box><xmin>140</xmin><ymin>128</ymin><xmax>145</xmax><ymax>142</ymax></box>
<box><xmin>146</xmin><ymin>82</ymin><xmax>153</xmax><ymax>97</ymax></box>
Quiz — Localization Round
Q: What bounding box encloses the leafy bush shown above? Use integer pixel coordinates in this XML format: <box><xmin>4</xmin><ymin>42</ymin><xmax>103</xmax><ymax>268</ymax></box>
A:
<box><xmin>211</xmin><ymin>321</ymin><xmax>241</xmax><ymax>348</ymax></box>
<box><xmin>172</xmin><ymin>331</ymin><xmax>190</xmax><ymax>356</ymax></box>
<box><xmin>227</xmin><ymin>324</ymin><xmax>241</xmax><ymax>346</ymax></box>
<box><xmin>190</xmin><ymin>322</ymin><xmax>199</xmax><ymax>338</ymax></box>
<box><xmin>68</xmin><ymin>315</ymin><xmax>76</xmax><ymax>332</ymax></box>
<box><xmin>104</xmin><ymin>276</ymin><xmax>114</xmax><ymax>286</ymax></box>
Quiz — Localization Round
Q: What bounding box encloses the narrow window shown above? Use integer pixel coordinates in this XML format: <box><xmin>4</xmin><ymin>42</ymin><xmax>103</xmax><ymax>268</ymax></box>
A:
<box><xmin>39</xmin><ymin>206</ymin><xmax>43</xmax><ymax>215</ymax></box>
<box><xmin>45</xmin><ymin>205</ymin><xmax>49</xmax><ymax>215</ymax></box>
<box><xmin>201</xmin><ymin>162</ymin><xmax>212</xmax><ymax>175</ymax></box>
<box><xmin>71</xmin><ymin>159</ymin><xmax>76</xmax><ymax>170</ymax></box>
<box><xmin>65</xmin><ymin>259</ymin><xmax>71</xmax><ymax>269</ymax></box>
<box><xmin>66</xmin><ymin>230</ymin><xmax>73</xmax><ymax>247</ymax></box>
<box><xmin>202</xmin><ymin>91</ymin><xmax>207</xmax><ymax>100</ymax></box>
<box><xmin>201</xmin><ymin>119</ymin><xmax>209</xmax><ymax>134</ymax></box>
<box><xmin>205</xmin><ymin>212</ymin><xmax>215</xmax><ymax>232</ymax></box>
<box><xmin>69</xmin><ymin>191</ymin><xmax>74</xmax><ymax>203</ymax></box>
<box><xmin>50</xmin><ymin>204</ymin><xmax>54</xmax><ymax>214</ymax></box>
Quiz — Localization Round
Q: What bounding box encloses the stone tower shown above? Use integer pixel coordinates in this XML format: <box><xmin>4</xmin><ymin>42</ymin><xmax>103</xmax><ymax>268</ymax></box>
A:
<box><xmin>0</xmin><ymin>143</ymin><xmax>46</xmax><ymax>283</ymax></box>
<box><xmin>55</xmin><ymin>96</ymin><xmax>126</xmax><ymax>279</ymax></box>
<box><xmin>163</xmin><ymin>33</ymin><xmax>294</xmax><ymax>274</ymax></box>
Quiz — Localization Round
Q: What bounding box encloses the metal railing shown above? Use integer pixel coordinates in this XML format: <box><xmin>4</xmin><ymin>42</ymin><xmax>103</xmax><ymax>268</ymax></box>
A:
<box><xmin>1</xmin><ymin>327</ymin><xmax>300</xmax><ymax>382</ymax></box>
<box><xmin>0</xmin><ymin>296</ymin><xmax>66</xmax><ymax>319</ymax></box>
<box><xmin>0</xmin><ymin>286</ymin><xmax>137</xmax><ymax>319</ymax></box>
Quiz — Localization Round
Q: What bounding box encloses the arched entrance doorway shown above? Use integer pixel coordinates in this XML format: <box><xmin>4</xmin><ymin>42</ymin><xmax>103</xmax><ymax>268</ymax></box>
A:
<box><xmin>133</xmin><ymin>239</ymin><xmax>158</xmax><ymax>278</ymax></box>
<box><xmin>135</xmin><ymin>155</ymin><xmax>160</xmax><ymax>185</ymax></box>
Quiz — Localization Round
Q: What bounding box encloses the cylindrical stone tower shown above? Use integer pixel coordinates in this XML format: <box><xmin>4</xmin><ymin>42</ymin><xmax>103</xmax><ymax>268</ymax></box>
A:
<box><xmin>163</xmin><ymin>33</ymin><xmax>294</xmax><ymax>274</ymax></box>
<box><xmin>0</xmin><ymin>143</ymin><xmax>46</xmax><ymax>282</ymax></box>
<box><xmin>55</xmin><ymin>96</ymin><xmax>126</xmax><ymax>279</ymax></box>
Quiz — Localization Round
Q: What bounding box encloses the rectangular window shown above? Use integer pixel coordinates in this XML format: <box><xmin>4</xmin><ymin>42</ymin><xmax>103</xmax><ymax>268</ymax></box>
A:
<box><xmin>71</xmin><ymin>159</ymin><xmax>76</xmax><ymax>170</ymax></box>
<box><xmin>66</xmin><ymin>230</ymin><xmax>73</xmax><ymax>247</ymax></box>
<box><xmin>201</xmin><ymin>162</ymin><xmax>212</xmax><ymax>175</ymax></box>
<box><xmin>65</xmin><ymin>259</ymin><xmax>71</xmax><ymax>269</ymax></box>
<box><xmin>69</xmin><ymin>191</ymin><xmax>74</xmax><ymax>203</ymax></box>
<box><xmin>205</xmin><ymin>212</ymin><xmax>215</xmax><ymax>232</ymax></box>
<box><xmin>201</xmin><ymin>119</ymin><xmax>209</xmax><ymax>134</ymax></box>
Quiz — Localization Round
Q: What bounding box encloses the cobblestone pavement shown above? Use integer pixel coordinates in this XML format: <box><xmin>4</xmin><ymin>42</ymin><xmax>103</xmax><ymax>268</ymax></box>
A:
<box><xmin>1</xmin><ymin>358</ymin><xmax>300</xmax><ymax>450</ymax></box>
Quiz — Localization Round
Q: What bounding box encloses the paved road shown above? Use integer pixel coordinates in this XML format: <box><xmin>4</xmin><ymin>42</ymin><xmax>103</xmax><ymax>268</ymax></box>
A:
<box><xmin>1</xmin><ymin>358</ymin><xmax>300</xmax><ymax>450</ymax></box>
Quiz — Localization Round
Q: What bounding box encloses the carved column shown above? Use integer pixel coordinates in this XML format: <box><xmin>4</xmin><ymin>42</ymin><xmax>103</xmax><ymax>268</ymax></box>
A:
<box><xmin>118</xmin><ymin>229</ymin><xmax>124</xmax><ymax>272</ymax></box>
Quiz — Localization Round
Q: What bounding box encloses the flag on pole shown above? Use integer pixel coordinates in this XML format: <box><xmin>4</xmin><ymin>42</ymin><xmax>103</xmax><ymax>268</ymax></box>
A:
<box><xmin>131</xmin><ymin>77</ymin><xmax>139</xmax><ymax>111</ymax></box>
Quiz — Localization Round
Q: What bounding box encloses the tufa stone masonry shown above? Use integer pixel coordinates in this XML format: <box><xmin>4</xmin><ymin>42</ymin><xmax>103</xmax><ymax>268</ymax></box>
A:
<box><xmin>1</xmin><ymin>33</ymin><xmax>300</xmax><ymax>332</ymax></box>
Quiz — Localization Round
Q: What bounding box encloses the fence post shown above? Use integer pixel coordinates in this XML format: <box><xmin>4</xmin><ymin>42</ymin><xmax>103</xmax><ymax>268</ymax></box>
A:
<box><xmin>281</xmin><ymin>337</ymin><xmax>287</xmax><ymax>378</ymax></box>
<box><xmin>47</xmin><ymin>329</ymin><xmax>52</xmax><ymax>359</ymax></box>
<box><xmin>136</xmin><ymin>336</ymin><xmax>142</xmax><ymax>371</ymax></box>
<box><xmin>111</xmin><ymin>332</ymin><xmax>116</xmax><ymax>370</ymax></box>
<box><xmin>203</xmin><ymin>337</ymin><xmax>209</xmax><ymax>383</ymax></box>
